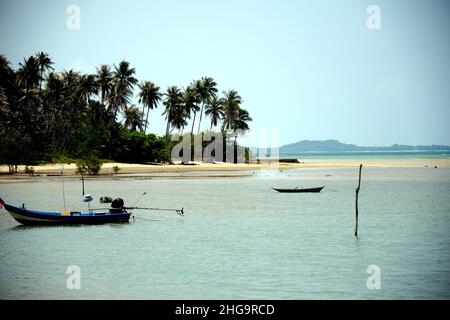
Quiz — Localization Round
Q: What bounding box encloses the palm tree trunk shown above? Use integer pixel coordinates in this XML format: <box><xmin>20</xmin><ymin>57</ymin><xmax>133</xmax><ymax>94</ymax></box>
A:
<box><xmin>165</xmin><ymin>119</ymin><xmax>170</xmax><ymax>139</ymax></box>
<box><xmin>144</xmin><ymin>107</ymin><xmax>150</xmax><ymax>134</ymax></box>
<box><xmin>141</xmin><ymin>105</ymin><xmax>146</xmax><ymax>132</ymax></box>
<box><xmin>191</xmin><ymin>112</ymin><xmax>197</xmax><ymax>135</ymax></box>
<box><xmin>38</xmin><ymin>69</ymin><xmax>43</xmax><ymax>105</ymax></box>
<box><xmin>197</xmin><ymin>103</ymin><xmax>204</xmax><ymax>134</ymax></box>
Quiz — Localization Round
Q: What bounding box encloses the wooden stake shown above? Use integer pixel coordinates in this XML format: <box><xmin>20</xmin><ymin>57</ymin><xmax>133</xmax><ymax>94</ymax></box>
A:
<box><xmin>61</xmin><ymin>164</ymin><xmax>67</xmax><ymax>214</ymax></box>
<box><xmin>355</xmin><ymin>164</ymin><xmax>362</xmax><ymax>237</ymax></box>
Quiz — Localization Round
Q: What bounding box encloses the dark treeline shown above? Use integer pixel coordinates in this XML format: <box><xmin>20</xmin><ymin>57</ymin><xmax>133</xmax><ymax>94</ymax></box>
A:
<box><xmin>0</xmin><ymin>52</ymin><xmax>252</xmax><ymax>172</ymax></box>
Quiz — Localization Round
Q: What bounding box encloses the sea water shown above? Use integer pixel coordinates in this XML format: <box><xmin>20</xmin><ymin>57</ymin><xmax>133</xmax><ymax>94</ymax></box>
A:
<box><xmin>0</xmin><ymin>166</ymin><xmax>449</xmax><ymax>299</ymax></box>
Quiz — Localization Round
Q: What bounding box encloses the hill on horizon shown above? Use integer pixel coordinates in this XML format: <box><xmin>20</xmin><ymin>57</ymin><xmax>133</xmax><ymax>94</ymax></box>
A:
<box><xmin>279</xmin><ymin>139</ymin><xmax>450</xmax><ymax>153</ymax></box>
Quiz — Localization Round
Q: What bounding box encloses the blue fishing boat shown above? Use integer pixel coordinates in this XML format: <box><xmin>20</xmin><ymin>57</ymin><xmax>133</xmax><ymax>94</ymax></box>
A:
<box><xmin>0</xmin><ymin>165</ymin><xmax>184</xmax><ymax>226</ymax></box>
<box><xmin>0</xmin><ymin>198</ymin><xmax>131</xmax><ymax>225</ymax></box>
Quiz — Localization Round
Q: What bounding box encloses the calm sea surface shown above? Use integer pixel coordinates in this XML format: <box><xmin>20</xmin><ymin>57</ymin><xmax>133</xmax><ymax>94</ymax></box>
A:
<box><xmin>0</xmin><ymin>166</ymin><xmax>449</xmax><ymax>299</ymax></box>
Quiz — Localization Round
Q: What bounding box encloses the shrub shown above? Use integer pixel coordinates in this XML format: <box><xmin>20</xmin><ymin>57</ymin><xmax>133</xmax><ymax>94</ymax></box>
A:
<box><xmin>24</xmin><ymin>166</ymin><xmax>35</xmax><ymax>176</ymax></box>
<box><xmin>76</xmin><ymin>157</ymin><xmax>103</xmax><ymax>175</ymax></box>
<box><xmin>112</xmin><ymin>165</ymin><xmax>121</xmax><ymax>175</ymax></box>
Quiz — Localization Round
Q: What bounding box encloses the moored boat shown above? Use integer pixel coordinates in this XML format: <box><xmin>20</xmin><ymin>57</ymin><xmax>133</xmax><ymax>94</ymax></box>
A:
<box><xmin>271</xmin><ymin>186</ymin><xmax>325</xmax><ymax>193</ymax></box>
<box><xmin>0</xmin><ymin>198</ymin><xmax>131</xmax><ymax>225</ymax></box>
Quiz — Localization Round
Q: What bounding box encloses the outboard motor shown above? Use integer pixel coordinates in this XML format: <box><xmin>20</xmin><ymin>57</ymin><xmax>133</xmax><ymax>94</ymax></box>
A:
<box><xmin>110</xmin><ymin>198</ymin><xmax>125</xmax><ymax>213</ymax></box>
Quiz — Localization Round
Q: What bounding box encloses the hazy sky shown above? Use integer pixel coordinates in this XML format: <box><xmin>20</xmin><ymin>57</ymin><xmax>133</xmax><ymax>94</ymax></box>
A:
<box><xmin>1</xmin><ymin>0</ymin><xmax>449</xmax><ymax>146</ymax></box>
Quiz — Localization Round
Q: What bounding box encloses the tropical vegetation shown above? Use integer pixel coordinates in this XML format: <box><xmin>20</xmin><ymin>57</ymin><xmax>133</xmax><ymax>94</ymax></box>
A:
<box><xmin>0</xmin><ymin>52</ymin><xmax>252</xmax><ymax>173</ymax></box>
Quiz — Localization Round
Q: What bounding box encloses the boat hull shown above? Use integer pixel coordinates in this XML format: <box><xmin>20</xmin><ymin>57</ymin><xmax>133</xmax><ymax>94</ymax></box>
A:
<box><xmin>272</xmin><ymin>186</ymin><xmax>325</xmax><ymax>193</ymax></box>
<box><xmin>3</xmin><ymin>203</ymin><xmax>131</xmax><ymax>226</ymax></box>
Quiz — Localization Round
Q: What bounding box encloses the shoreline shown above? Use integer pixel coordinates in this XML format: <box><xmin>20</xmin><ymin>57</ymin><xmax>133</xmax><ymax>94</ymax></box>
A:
<box><xmin>0</xmin><ymin>159</ymin><xmax>449</xmax><ymax>183</ymax></box>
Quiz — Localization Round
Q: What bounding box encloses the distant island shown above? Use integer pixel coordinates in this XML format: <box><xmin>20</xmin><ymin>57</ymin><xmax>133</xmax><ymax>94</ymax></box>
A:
<box><xmin>279</xmin><ymin>140</ymin><xmax>450</xmax><ymax>153</ymax></box>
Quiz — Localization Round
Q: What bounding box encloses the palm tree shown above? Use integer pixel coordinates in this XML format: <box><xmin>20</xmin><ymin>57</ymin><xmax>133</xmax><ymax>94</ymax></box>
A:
<box><xmin>35</xmin><ymin>52</ymin><xmax>54</xmax><ymax>101</ymax></box>
<box><xmin>221</xmin><ymin>89</ymin><xmax>242</xmax><ymax>130</ymax></box>
<box><xmin>162</xmin><ymin>86</ymin><xmax>183</xmax><ymax>138</ymax></box>
<box><xmin>112</xmin><ymin>60</ymin><xmax>138</xmax><ymax>119</ymax></box>
<box><xmin>0</xmin><ymin>54</ymin><xmax>11</xmax><ymax>74</ymax></box>
<box><xmin>0</xmin><ymin>87</ymin><xmax>10</xmax><ymax>134</ymax></box>
<box><xmin>205</xmin><ymin>96</ymin><xmax>224</xmax><ymax>131</ymax></box>
<box><xmin>171</xmin><ymin>106</ymin><xmax>188</xmax><ymax>134</ymax></box>
<box><xmin>16</xmin><ymin>56</ymin><xmax>41</xmax><ymax>98</ymax></box>
<box><xmin>123</xmin><ymin>105</ymin><xmax>144</xmax><ymax>131</ymax></box>
<box><xmin>57</xmin><ymin>70</ymin><xmax>83</xmax><ymax>154</ymax></box>
<box><xmin>233</xmin><ymin>108</ymin><xmax>252</xmax><ymax>131</ymax></box>
<box><xmin>78</xmin><ymin>74</ymin><xmax>99</xmax><ymax>104</ymax></box>
<box><xmin>96</xmin><ymin>64</ymin><xmax>113</xmax><ymax>106</ymax></box>
<box><xmin>182</xmin><ymin>86</ymin><xmax>200</xmax><ymax>134</ymax></box>
<box><xmin>138</xmin><ymin>81</ymin><xmax>161</xmax><ymax>134</ymax></box>
<box><xmin>196</xmin><ymin>76</ymin><xmax>217</xmax><ymax>134</ymax></box>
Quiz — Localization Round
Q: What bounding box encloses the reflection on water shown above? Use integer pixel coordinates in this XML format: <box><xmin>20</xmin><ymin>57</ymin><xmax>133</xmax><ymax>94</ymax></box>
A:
<box><xmin>0</xmin><ymin>167</ymin><xmax>449</xmax><ymax>299</ymax></box>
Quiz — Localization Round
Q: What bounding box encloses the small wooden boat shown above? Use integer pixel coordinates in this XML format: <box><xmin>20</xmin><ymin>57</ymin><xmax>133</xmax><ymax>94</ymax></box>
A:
<box><xmin>271</xmin><ymin>186</ymin><xmax>325</xmax><ymax>193</ymax></box>
<box><xmin>0</xmin><ymin>198</ymin><xmax>131</xmax><ymax>226</ymax></box>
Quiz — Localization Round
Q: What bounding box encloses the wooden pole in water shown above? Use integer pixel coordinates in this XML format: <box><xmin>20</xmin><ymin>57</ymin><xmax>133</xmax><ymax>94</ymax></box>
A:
<box><xmin>355</xmin><ymin>164</ymin><xmax>362</xmax><ymax>237</ymax></box>
<box><xmin>81</xmin><ymin>172</ymin><xmax>85</xmax><ymax>196</ymax></box>
<box><xmin>61</xmin><ymin>164</ymin><xmax>67</xmax><ymax>214</ymax></box>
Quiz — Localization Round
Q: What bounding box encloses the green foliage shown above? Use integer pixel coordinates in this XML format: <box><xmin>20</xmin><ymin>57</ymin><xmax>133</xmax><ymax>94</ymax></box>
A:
<box><xmin>76</xmin><ymin>156</ymin><xmax>103</xmax><ymax>175</ymax></box>
<box><xmin>0</xmin><ymin>132</ymin><xmax>34</xmax><ymax>173</ymax></box>
<box><xmin>0</xmin><ymin>52</ymin><xmax>252</xmax><ymax>171</ymax></box>
<box><xmin>112</xmin><ymin>165</ymin><xmax>121</xmax><ymax>174</ymax></box>
<box><xmin>24</xmin><ymin>165</ymin><xmax>35</xmax><ymax>175</ymax></box>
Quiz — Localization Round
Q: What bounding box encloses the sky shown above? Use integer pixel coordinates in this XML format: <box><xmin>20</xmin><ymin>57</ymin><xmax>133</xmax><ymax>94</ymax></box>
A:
<box><xmin>0</xmin><ymin>0</ymin><xmax>449</xmax><ymax>146</ymax></box>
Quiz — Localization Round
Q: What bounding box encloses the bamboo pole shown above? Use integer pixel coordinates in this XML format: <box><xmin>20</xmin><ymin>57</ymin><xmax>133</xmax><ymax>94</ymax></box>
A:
<box><xmin>355</xmin><ymin>164</ymin><xmax>362</xmax><ymax>237</ymax></box>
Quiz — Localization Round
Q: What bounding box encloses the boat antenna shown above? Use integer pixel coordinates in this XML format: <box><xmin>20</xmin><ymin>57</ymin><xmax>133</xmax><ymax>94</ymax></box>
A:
<box><xmin>60</xmin><ymin>164</ymin><xmax>67</xmax><ymax>214</ymax></box>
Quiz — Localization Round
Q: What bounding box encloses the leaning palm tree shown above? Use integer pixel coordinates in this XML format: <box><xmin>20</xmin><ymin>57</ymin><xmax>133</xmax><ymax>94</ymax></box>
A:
<box><xmin>196</xmin><ymin>76</ymin><xmax>217</xmax><ymax>134</ymax></box>
<box><xmin>162</xmin><ymin>86</ymin><xmax>183</xmax><ymax>138</ymax></box>
<box><xmin>35</xmin><ymin>52</ymin><xmax>54</xmax><ymax>100</ymax></box>
<box><xmin>96</xmin><ymin>64</ymin><xmax>113</xmax><ymax>106</ymax></box>
<box><xmin>123</xmin><ymin>105</ymin><xmax>144</xmax><ymax>131</ymax></box>
<box><xmin>205</xmin><ymin>96</ymin><xmax>224</xmax><ymax>131</ymax></box>
<box><xmin>138</xmin><ymin>81</ymin><xmax>161</xmax><ymax>134</ymax></box>
<box><xmin>112</xmin><ymin>60</ymin><xmax>138</xmax><ymax>119</ymax></box>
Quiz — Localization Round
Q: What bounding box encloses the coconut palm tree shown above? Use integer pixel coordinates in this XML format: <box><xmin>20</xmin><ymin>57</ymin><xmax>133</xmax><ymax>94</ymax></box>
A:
<box><xmin>171</xmin><ymin>106</ymin><xmax>188</xmax><ymax>134</ymax></box>
<box><xmin>96</xmin><ymin>64</ymin><xmax>113</xmax><ymax>106</ymax></box>
<box><xmin>0</xmin><ymin>54</ymin><xmax>14</xmax><ymax>90</ymax></box>
<box><xmin>221</xmin><ymin>89</ymin><xmax>242</xmax><ymax>130</ymax></box>
<box><xmin>162</xmin><ymin>86</ymin><xmax>183</xmax><ymax>138</ymax></box>
<box><xmin>35</xmin><ymin>52</ymin><xmax>54</xmax><ymax>100</ymax></box>
<box><xmin>0</xmin><ymin>87</ymin><xmax>10</xmax><ymax>134</ymax></box>
<box><xmin>44</xmin><ymin>72</ymin><xmax>64</xmax><ymax>132</ymax></box>
<box><xmin>138</xmin><ymin>81</ymin><xmax>161</xmax><ymax>134</ymax></box>
<box><xmin>196</xmin><ymin>76</ymin><xmax>217</xmax><ymax>134</ymax></box>
<box><xmin>78</xmin><ymin>74</ymin><xmax>99</xmax><ymax>104</ymax></box>
<box><xmin>112</xmin><ymin>60</ymin><xmax>138</xmax><ymax>119</ymax></box>
<box><xmin>16</xmin><ymin>56</ymin><xmax>41</xmax><ymax>98</ymax></box>
<box><xmin>181</xmin><ymin>86</ymin><xmax>200</xmax><ymax>134</ymax></box>
<box><xmin>233</xmin><ymin>108</ymin><xmax>252</xmax><ymax>131</ymax></box>
<box><xmin>123</xmin><ymin>105</ymin><xmax>144</xmax><ymax>131</ymax></box>
<box><xmin>205</xmin><ymin>96</ymin><xmax>224</xmax><ymax>131</ymax></box>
